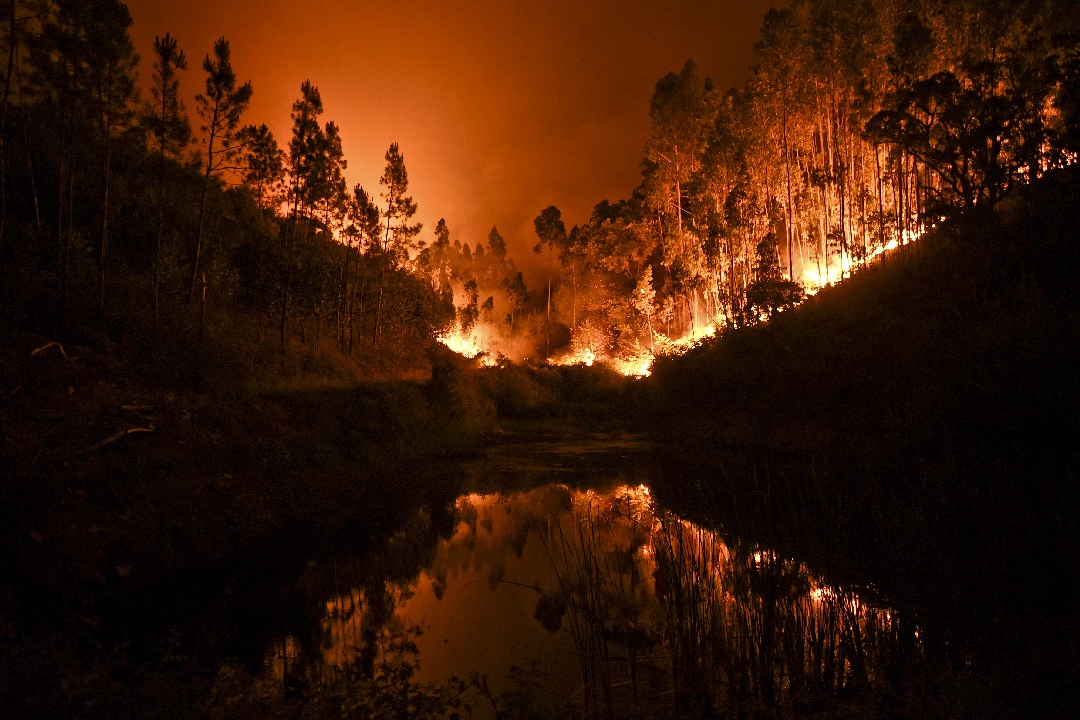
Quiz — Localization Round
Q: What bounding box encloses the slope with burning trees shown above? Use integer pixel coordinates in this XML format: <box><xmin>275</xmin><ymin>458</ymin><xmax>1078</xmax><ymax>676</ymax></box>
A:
<box><xmin>645</xmin><ymin>168</ymin><xmax>1080</xmax><ymax>713</ymax></box>
<box><xmin>499</xmin><ymin>0</ymin><xmax>1080</xmax><ymax>379</ymax></box>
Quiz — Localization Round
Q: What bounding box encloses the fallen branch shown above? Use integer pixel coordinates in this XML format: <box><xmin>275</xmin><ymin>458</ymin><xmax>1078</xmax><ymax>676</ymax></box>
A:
<box><xmin>79</xmin><ymin>424</ymin><xmax>155</xmax><ymax>455</ymax></box>
<box><xmin>31</xmin><ymin>342</ymin><xmax>75</xmax><ymax>362</ymax></box>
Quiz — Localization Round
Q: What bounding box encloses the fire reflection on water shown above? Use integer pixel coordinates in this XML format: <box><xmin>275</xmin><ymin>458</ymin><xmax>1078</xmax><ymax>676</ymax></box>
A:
<box><xmin>267</xmin><ymin>483</ymin><xmax>911</xmax><ymax>716</ymax></box>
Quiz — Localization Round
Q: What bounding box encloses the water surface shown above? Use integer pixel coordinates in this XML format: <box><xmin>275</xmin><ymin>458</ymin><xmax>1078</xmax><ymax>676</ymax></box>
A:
<box><xmin>261</xmin><ymin>439</ymin><xmax>906</xmax><ymax>718</ymax></box>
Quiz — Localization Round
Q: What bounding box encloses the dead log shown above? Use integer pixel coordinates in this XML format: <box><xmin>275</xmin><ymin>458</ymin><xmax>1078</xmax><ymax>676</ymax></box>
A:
<box><xmin>79</xmin><ymin>424</ymin><xmax>155</xmax><ymax>455</ymax></box>
<box><xmin>30</xmin><ymin>341</ymin><xmax>75</xmax><ymax>361</ymax></box>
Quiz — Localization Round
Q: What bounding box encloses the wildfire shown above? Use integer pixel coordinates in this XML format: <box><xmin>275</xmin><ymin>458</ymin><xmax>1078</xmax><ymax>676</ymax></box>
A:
<box><xmin>439</xmin><ymin>226</ymin><xmax>926</xmax><ymax>379</ymax></box>
<box><xmin>438</xmin><ymin>330</ymin><xmax>498</xmax><ymax>366</ymax></box>
<box><xmin>542</xmin><ymin>323</ymin><xmax>720</xmax><ymax>379</ymax></box>
<box><xmin>550</xmin><ymin>345</ymin><xmax>656</xmax><ymax>378</ymax></box>
<box><xmin>551</xmin><ymin>346</ymin><xmax>597</xmax><ymax>367</ymax></box>
<box><xmin>610</xmin><ymin>355</ymin><xmax>654</xmax><ymax>378</ymax></box>
<box><xmin>438</xmin><ymin>330</ymin><xmax>483</xmax><ymax>358</ymax></box>
<box><xmin>803</xmin><ymin>226</ymin><xmax>925</xmax><ymax>294</ymax></box>
<box><xmin>655</xmin><ymin>324</ymin><xmax>716</xmax><ymax>355</ymax></box>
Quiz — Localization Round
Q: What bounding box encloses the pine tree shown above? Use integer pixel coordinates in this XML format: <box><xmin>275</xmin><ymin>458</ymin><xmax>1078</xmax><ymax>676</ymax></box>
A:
<box><xmin>378</xmin><ymin>142</ymin><xmax>421</xmax><ymax>258</ymax></box>
<box><xmin>145</xmin><ymin>32</ymin><xmax>190</xmax><ymax>340</ymax></box>
<box><xmin>189</xmin><ymin>37</ymin><xmax>252</xmax><ymax>304</ymax></box>
<box><xmin>237</xmin><ymin>123</ymin><xmax>284</xmax><ymax>210</ymax></box>
<box><xmin>373</xmin><ymin>142</ymin><xmax>420</xmax><ymax>346</ymax></box>
<box><xmin>280</xmin><ymin>80</ymin><xmax>322</xmax><ymax>351</ymax></box>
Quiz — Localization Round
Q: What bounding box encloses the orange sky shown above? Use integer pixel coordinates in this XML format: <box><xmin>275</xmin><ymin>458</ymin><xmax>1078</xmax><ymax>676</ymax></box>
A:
<box><xmin>125</xmin><ymin>0</ymin><xmax>777</xmax><ymax>262</ymax></box>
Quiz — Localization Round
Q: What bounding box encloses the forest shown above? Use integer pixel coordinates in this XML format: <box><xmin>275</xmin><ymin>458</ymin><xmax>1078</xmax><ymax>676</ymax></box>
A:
<box><xmin>0</xmin><ymin>0</ymin><xmax>1076</xmax><ymax>379</ymax></box>
<box><xmin>1</xmin><ymin>0</ymin><xmax>1079</xmax><ymax>718</ymax></box>
<box><xmin>510</xmin><ymin>0</ymin><xmax>1080</xmax><ymax>369</ymax></box>
<box><xmin>0</xmin><ymin>0</ymin><xmax>548</xmax><ymax>384</ymax></box>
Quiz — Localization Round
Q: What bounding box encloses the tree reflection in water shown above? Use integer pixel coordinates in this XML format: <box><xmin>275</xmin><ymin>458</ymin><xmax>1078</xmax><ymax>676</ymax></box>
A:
<box><xmin>254</xmin><ymin>484</ymin><xmax>912</xmax><ymax>719</ymax></box>
<box><xmin>543</xmin><ymin>485</ymin><xmax>908</xmax><ymax>718</ymax></box>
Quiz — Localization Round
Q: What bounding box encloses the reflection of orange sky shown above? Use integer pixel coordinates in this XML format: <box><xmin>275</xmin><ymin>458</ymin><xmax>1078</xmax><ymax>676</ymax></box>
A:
<box><xmin>310</xmin><ymin>483</ymin><xmax>897</xmax><ymax>703</ymax></box>
<box><xmin>400</xmin><ymin>489</ymin><xmax>578</xmax><ymax>690</ymax></box>
<box><xmin>125</xmin><ymin>0</ymin><xmax>776</xmax><ymax>266</ymax></box>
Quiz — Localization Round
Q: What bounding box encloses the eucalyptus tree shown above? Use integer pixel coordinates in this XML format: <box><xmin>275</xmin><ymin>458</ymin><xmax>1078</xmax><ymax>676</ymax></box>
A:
<box><xmin>532</xmin><ymin>205</ymin><xmax>565</xmax><ymax>354</ymax></box>
<box><xmin>644</xmin><ymin>60</ymin><xmax>715</xmax><ymax>256</ymax></box>
<box><xmin>34</xmin><ymin>0</ymin><xmax>89</xmax><ymax>330</ymax></box>
<box><xmin>28</xmin><ymin>0</ymin><xmax>139</xmax><ymax>328</ymax></box>
<box><xmin>687</xmin><ymin>93</ymin><xmax>744</xmax><ymax>324</ymax></box>
<box><xmin>505</xmin><ymin>271</ymin><xmax>526</xmax><ymax>341</ymax></box>
<box><xmin>0</xmin><ymin>0</ymin><xmax>36</xmax><ymax>256</ymax></box>
<box><xmin>188</xmin><ymin>36</ymin><xmax>252</xmax><ymax>304</ymax></box>
<box><xmin>308</xmin><ymin>119</ymin><xmax>346</xmax><ymax>231</ymax></box>
<box><xmin>350</xmin><ymin>183</ymin><xmax>381</xmax><ymax>250</ymax></box>
<box><xmin>487</xmin><ymin>226</ymin><xmax>506</xmax><ymax>260</ymax></box>
<box><xmin>459</xmin><ymin>278</ymin><xmax>478</xmax><ymax>336</ymax></box>
<box><xmin>304</xmin><ymin>119</ymin><xmax>346</xmax><ymax>349</ymax></box>
<box><xmin>423</xmin><ymin>217</ymin><xmax>453</xmax><ymax>294</ymax></box>
<box><xmin>754</xmin><ymin>7</ymin><xmax>807</xmax><ymax>281</ymax></box>
<box><xmin>2</xmin><ymin>0</ymin><xmax>44</xmax><ymax>253</ymax></box>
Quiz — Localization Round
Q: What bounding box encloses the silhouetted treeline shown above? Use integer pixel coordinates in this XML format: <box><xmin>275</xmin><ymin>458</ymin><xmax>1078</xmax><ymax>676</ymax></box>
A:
<box><xmin>0</xmin><ymin>0</ymin><xmax>490</xmax><ymax>374</ymax></box>
<box><xmin>536</xmin><ymin>0</ymin><xmax>1080</xmax><ymax>363</ymax></box>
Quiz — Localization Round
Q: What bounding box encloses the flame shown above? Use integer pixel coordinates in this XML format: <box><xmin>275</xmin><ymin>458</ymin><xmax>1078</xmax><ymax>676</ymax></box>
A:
<box><xmin>547</xmin><ymin>324</ymin><xmax>718</xmax><ymax>379</ymax></box>
<box><xmin>611</xmin><ymin>355</ymin><xmax>654</xmax><ymax>378</ymax></box>
<box><xmin>438</xmin><ymin>226</ymin><xmax>927</xmax><ymax>379</ymax></box>
<box><xmin>550</xmin><ymin>345</ymin><xmax>656</xmax><ymax>378</ymax></box>
<box><xmin>438</xmin><ymin>329</ymin><xmax>498</xmax><ymax>366</ymax></box>
<box><xmin>438</xmin><ymin>330</ymin><xmax>482</xmax><ymax>358</ymax></box>
<box><xmin>551</xmin><ymin>346</ymin><xmax>597</xmax><ymax>367</ymax></box>
<box><xmin>656</xmin><ymin>324</ymin><xmax>716</xmax><ymax>355</ymax></box>
<box><xmin>803</xmin><ymin>226</ymin><xmax>924</xmax><ymax>294</ymax></box>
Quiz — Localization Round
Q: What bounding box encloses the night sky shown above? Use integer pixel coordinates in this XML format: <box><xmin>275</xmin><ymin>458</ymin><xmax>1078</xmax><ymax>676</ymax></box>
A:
<box><xmin>125</xmin><ymin>0</ymin><xmax>777</xmax><ymax>260</ymax></box>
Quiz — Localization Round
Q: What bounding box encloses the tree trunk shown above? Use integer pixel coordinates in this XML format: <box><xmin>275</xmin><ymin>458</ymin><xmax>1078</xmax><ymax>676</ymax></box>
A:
<box><xmin>281</xmin><ymin>195</ymin><xmax>300</xmax><ymax>351</ymax></box>
<box><xmin>153</xmin><ymin>76</ymin><xmax>168</xmax><ymax>342</ymax></box>
<box><xmin>189</xmin><ymin>101</ymin><xmax>220</xmax><ymax>304</ymax></box>
<box><xmin>372</xmin><ymin>279</ymin><xmax>384</xmax><ymax>347</ymax></box>
<box><xmin>154</xmin><ymin>153</ymin><xmax>164</xmax><ymax>340</ymax></box>
<box><xmin>572</xmin><ymin>260</ymin><xmax>577</xmax><ymax>330</ymax></box>
<box><xmin>0</xmin><ymin>1</ymin><xmax>15</xmax><ymax>259</ymax></box>
<box><xmin>546</xmin><ymin>243</ymin><xmax>551</xmax><ymax>356</ymax></box>
<box><xmin>198</xmin><ymin>272</ymin><xmax>206</xmax><ymax>341</ymax></box>
<box><xmin>99</xmin><ymin>65</ymin><xmax>114</xmax><ymax>314</ymax></box>
<box><xmin>782</xmin><ymin>108</ymin><xmax>795</xmax><ymax>282</ymax></box>
<box><xmin>15</xmin><ymin>51</ymin><xmax>41</xmax><ymax>243</ymax></box>
<box><xmin>874</xmin><ymin>142</ymin><xmax>887</xmax><ymax>271</ymax></box>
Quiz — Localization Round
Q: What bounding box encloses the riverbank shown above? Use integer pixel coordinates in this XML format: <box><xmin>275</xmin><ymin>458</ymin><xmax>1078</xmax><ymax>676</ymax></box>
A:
<box><xmin>0</xmin><ymin>322</ymin><xmax>649</xmax><ymax>717</ymax></box>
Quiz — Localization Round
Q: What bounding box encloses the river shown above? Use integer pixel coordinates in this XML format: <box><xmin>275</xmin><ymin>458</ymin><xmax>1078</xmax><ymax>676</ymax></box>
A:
<box><xmin>252</xmin><ymin>436</ymin><xmax>906</xmax><ymax>719</ymax></box>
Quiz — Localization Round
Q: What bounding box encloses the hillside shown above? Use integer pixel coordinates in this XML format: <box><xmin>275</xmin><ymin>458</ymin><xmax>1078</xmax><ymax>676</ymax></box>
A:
<box><xmin>648</xmin><ymin>168</ymin><xmax>1080</xmax><ymax>715</ymax></box>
